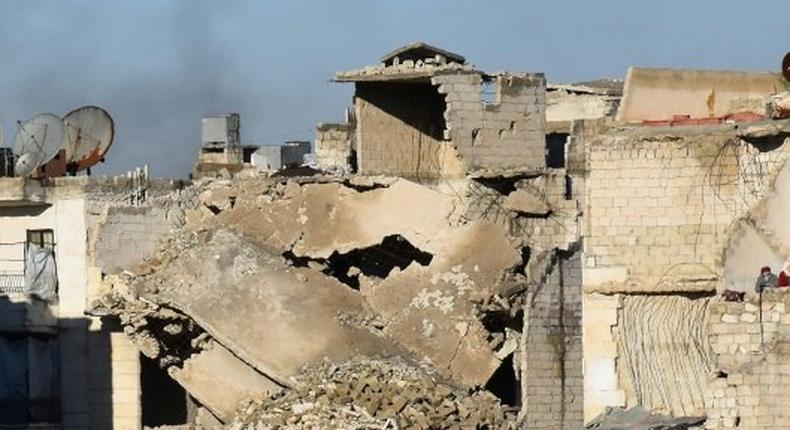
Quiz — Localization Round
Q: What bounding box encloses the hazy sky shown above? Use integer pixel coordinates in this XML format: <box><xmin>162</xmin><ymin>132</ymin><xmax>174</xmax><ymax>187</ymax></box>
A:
<box><xmin>0</xmin><ymin>0</ymin><xmax>787</xmax><ymax>178</ymax></box>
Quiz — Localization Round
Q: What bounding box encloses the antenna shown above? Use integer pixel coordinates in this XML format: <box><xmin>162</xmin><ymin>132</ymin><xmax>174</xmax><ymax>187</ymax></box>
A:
<box><xmin>13</xmin><ymin>113</ymin><xmax>66</xmax><ymax>177</ymax></box>
<box><xmin>783</xmin><ymin>52</ymin><xmax>790</xmax><ymax>83</ymax></box>
<box><xmin>63</xmin><ymin>106</ymin><xmax>115</xmax><ymax>174</ymax></box>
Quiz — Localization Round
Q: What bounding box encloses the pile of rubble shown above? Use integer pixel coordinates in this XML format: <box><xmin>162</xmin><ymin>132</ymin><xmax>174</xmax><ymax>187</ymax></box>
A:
<box><xmin>226</xmin><ymin>356</ymin><xmax>515</xmax><ymax>430</ymax></box>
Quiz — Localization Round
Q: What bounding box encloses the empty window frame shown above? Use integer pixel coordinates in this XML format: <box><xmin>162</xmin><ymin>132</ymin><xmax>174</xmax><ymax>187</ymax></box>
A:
<box><xmin>26</xmin><ymin>230</ymin><xmax>54</xmax><ymax>251</ymax></box>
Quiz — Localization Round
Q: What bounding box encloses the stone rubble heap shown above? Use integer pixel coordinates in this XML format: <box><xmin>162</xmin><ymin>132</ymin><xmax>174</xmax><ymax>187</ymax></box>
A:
<box><xmin>225</xmin><ymin>356</ymin><xmax>516</xmax><ymax>430</ymax></box>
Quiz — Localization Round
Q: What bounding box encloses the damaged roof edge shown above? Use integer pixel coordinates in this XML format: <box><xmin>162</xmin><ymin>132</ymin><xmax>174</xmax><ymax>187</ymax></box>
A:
<box><xmin>380</xmin><ymin>41</ymin><xmax>466</xmax><ymax>65</ymax></box>
<box><xmin>333</xmin><ymin>67</ymin><xmax>482</xmax><ymax>83</ymax></box>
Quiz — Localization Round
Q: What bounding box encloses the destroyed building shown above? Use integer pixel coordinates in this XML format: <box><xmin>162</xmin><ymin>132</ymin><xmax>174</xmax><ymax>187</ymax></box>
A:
<box><xmin>0</xmin><ymin>173</ymin><xmax>190</xmax><ymax>429</ymax></box>
<box><xmin>3</xmin><ymin>42</ymin><xmax>790</xmax><ymax>430</ymax></box>
<box><xmin>87</xmin><ymin>42</ymin><xmax>587</xmax><ymax>429</ymax></box>
<box><xmin>322</xmin><ymin>42</ymin><xmax>547</xmax><ymax>179</ymax></box>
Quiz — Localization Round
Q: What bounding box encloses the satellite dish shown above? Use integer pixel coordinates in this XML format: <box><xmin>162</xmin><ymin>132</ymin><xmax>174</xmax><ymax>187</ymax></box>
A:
<box><xmin>13</xmin><ymin>113</ymin><xmax>66</xmax><ymax>177</ymax></box>
<box><xmin>63</xmin><ymin>106</ymin><xmax>114</xmax><ymax>172</ymax></box>
<box><xmin>14</xmin><ymin>152</ymin><xmax>36</xmax><ymax>177</ymax></box>
<box><xmin>783</xmin><ymin>52</ymin><xmax>790</xmax><ymax>83</ymax></box>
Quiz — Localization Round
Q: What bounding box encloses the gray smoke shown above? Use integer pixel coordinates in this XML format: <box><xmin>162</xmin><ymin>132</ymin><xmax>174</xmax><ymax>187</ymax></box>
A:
<box><xmin>0</xmin><ymin>0</ymin><xmax>339</xmax><ymax>177</ymax></box>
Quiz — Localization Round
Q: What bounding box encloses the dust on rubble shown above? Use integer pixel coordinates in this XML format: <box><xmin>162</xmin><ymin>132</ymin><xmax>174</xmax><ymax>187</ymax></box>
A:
<box><xmin>225</xmin><ymin>356</ymin><xmax>516</xmax><ymax>430</ymax></box>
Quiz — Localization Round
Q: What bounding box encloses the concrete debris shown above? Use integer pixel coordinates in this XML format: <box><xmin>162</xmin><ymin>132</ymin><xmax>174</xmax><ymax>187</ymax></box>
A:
<box><xmin>502</xmin><ymin>188</ymin><xmax>551</xmax><ymax>215</ymax></box>
<box><xmin>769</xmin><ymin>92</ymin><xmax>790</xmax><ymax>119</ymax></box>
<box><xmin>225</xmin><ymin>356</ymin><xmax>515</xmax><ymax>430</ymax></box>
<box><xmin>92</xmin><ymin>170</ymin><xmax>582</xmax><ymax>426</ymax></box>
<box><xmin>13</xmin><ymin>41</ymin><xmax>790</xmax><ymax>430</ymax></box>
<box><xmin>586</xmin><ymin>406</ymin><xmax>705</xmax><ymax>430</ymax></box>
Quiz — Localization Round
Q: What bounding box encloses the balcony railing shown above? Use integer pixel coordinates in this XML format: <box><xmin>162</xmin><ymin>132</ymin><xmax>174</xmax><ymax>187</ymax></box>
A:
<box><xmin>0</xmin><ymin>272</ymin><xmax>26</xmax><ymax>294</ymax></box>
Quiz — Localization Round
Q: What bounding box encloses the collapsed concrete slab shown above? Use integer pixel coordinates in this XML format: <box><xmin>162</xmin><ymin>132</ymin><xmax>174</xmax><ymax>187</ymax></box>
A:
<box><xmin>93</xmin><ymin>169</ymin><xmax>583</xmax><ymax>426</ymax></box>
<box><xmin>169</xmin><ymin>341</ymin><xmax>281</xmax><ymax>422</ymax></box>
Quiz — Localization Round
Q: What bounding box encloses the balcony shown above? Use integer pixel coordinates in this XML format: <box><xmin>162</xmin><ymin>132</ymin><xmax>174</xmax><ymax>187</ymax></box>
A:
<box><xmin>0</xmin><ymin>272</ymin><xmax>25</xmax><ymax>294</ymax></box>
<box><xmin>0</xmin><ymin>238</ymin><xmax>57</xmax><ymax>299</ymax></box>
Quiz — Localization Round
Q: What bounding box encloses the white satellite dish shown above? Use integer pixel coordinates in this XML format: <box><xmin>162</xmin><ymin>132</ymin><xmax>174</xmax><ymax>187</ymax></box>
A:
<box><xmin>14</xmin><ymin>152</ymin><xmax>36</xmax><ymax>177</ymax></box>
<box><xmin>13</xmin><ymin>113</ymin><xmax>66</xmax><ymax>177</ymax></box>
<box><xmin>63</xmin><ymin>106</ymin><xmax>114</xmax><ymax>172</ymax></box>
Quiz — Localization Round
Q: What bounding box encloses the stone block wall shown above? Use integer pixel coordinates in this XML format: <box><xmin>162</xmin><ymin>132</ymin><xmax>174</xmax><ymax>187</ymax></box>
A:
<box><xmin>585</xmin><ymin>129</ymin><xmax>790</xmax><ymax>293</ymax></box>
<box><xmin>521</xmin><ymin>250</ymin><xmax>583</xmax><ymax>429</ymax></box>
<box><xmin>509</xmin><ymin>173</ymin><xmax>580</xmax><ymax>251</ymax></box>
<box><xmin>582</xmin><ymin>293</ymin><xmax>624</xmax><ymax>420</ymax></box>
<box><xmin>87</xmin><ymin>320</ymin><xmax>142</xmax><ymax>430</ymax></box>
<box><xmin>706</xmin><ymin>291</ymin><xmax>790</xmax><ymax>430</ymax></box>
<box><xmin>432</xmin><ymin>72</ymin><xmax>546</xmax><ymax>173</ymax></box>
<box><xmin>354</xmin><ymin>82</ymin><xmax>465</xmax><ymax>180</ymax></box>
<box><xmin>315</xmin><ymin>123</ymin><xmax>353</xmax><ymax>173</ymax></box>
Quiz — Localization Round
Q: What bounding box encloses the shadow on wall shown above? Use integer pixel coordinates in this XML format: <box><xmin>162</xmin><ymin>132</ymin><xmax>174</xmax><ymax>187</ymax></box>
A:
<box><xmin>0</xmin><ymin>294</ymin><xmax>114</xmax><ymax>428</ymax></box>
<box><xmin>356</xmin><ymin>82</ymin><xmax>447</xmax><ymax>142</ymax></box>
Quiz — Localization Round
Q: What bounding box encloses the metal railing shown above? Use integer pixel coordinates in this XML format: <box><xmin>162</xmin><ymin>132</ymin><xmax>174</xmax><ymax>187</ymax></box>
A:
<box><xmin>0</xmin><ymin>272</ymin><xmax>26</xmax><ymax>294</ymax></box>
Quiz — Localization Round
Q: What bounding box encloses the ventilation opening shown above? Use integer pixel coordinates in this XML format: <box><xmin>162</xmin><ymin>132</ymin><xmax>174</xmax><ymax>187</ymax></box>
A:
<box><xmin>546</xmin><ymin>133</ymin><xmax>568</xmax><ymax>168</ymax></box>
<box><xmin>485</xmin><ymin>353</ymin><xmax>520</xmax><ymax>407</ymax></box>
<box><xmin>564</xmin><ymin>175</ymin><xmax>573</xmax><ymax>200</ymax></box>
<box><xmin>283</xmin><ymin>235</ymin><xmax>433</xmax><ymax>289</ymax></box>
<box><xmin>141</xmin><ymin>355</ymin><xmax>188</xmax><ymax>427</ymax></box>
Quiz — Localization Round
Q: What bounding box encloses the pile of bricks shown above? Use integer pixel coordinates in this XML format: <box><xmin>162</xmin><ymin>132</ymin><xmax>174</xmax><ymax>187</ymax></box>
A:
<box><xmin>228</xmin><ymin>356</ymin><xmax>514</xmax><ymax>429</ymax></box>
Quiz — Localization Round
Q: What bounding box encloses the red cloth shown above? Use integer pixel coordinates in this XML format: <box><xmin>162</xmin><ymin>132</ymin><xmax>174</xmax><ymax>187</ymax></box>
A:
<box><xmin>779</xmin><ymin>271</ymin><xmax>790</xmax><ymax>287</ymax></box>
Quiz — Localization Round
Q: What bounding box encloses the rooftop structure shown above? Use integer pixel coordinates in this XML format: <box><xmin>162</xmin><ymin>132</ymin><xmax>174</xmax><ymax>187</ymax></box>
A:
<box><xmin>329</xmin><ymin>42</ymin><xmax>547</xmax><ymax>180</ymax></box>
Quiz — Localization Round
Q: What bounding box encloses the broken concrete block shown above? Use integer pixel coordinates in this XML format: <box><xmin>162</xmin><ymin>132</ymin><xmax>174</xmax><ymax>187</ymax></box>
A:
<box><xmin>169</xmin><ymin>341</ymin><xmax>281</xmax><ymax>422</ymax></box>
<box><xmin>502</xmin><ymin>188</ymin><xmax>550</xmax><ymax>214</ymax></box>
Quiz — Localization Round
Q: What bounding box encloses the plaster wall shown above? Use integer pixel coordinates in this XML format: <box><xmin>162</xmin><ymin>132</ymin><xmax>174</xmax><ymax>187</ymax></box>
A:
<box><xmin>546</xmin><ymin>91</ymin><xmax>619</xmax><ymax>123</ymax></box>
<box><xmin>617</xmin><ymin>68</ymin><xmax>787</xmax><ymax>122</ymax></box>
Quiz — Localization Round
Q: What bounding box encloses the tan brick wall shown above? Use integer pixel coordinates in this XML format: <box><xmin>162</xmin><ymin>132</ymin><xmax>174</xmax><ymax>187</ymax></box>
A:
<box><xmin>522</xmin><ymin>250</ymin><xmax>583</xmax><ymax>429</ymax></box>
<box><xmin>432</xmin><ymin>72</ymin><xmax>546</xmax><ymax>173</ymax></box>
<box><xmin>707</xmin><ymin>292</ymin><xmax>790</xmax><ymax>429</ymax></box>
<box><xmin>354</xmin><ymin>82</ymin><xmax>465</xmax><ymax>180</ymax></box>
<box><xmin>585</xmin><ymin>130</ymin><xmax>790</xmax><ymax>293</ymax></box>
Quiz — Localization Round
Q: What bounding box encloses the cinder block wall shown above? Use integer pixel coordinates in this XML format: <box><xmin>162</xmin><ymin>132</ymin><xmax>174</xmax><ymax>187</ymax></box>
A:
<box><xmin>585</xmin><ymin>131</ymin><xmax>790</xmax><ymax>293</ymax></box>
<box><xmin>522</xmin><ymin>250</ymin><xmax>583</xmax><ymax>429</ymax></box>
<box><xmin>582</xmin><ymin>128</ymin><xmax>790</xmax><ymax>422</ymax></box>
<box><xmin>707</xmin><ymin>292</ymin><xmax>790</xmax><ymax>430</ymax></box>
<box><xmin>432</xmin><ymin>72</ymin><xmax>546</xmax><ymax>172</ymax></box>
<box><xmin>354</xmin><ymin>82</ymin><xmax>465</xmax><ymax>180</ymax></box>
